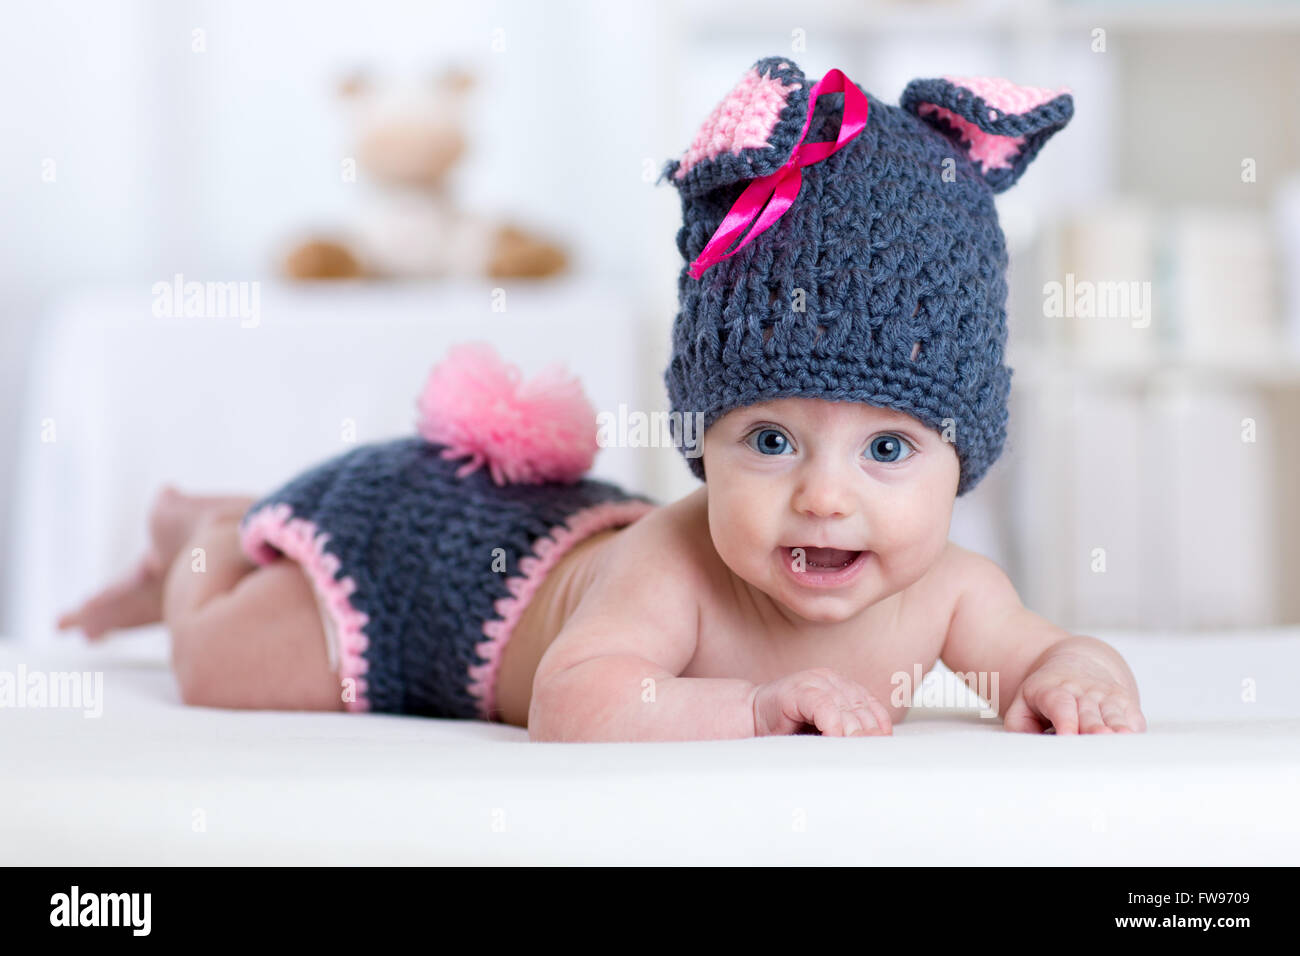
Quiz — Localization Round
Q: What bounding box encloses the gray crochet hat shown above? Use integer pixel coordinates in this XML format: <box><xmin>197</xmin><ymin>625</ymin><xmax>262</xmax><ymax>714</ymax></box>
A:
<box><xmin>659</xmin><ymin>57</ymin><xmax>1073</xmax><ymax>495</ymax></box>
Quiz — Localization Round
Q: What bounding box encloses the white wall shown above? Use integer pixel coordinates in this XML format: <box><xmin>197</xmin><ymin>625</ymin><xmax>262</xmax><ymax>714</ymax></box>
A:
<box><xmin>0</xmin><ymin>0</ymin><xmax>682</xmax><ymax>627</ymax></box>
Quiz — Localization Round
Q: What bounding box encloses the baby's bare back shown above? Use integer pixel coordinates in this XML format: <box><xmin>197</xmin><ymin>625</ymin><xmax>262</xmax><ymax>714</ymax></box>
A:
<box><xmin>522</xmin><ymin>487</ymin><xmax>961</xmax><ymax>740</ymax></box>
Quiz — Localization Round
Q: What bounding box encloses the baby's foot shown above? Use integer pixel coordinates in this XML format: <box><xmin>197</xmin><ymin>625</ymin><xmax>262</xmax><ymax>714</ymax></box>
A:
<box><xmin>56</xmin><ymin>551</ymin><xmax>165</xmax><ymax>640</ymax></box>
<box><xmin>57</xmin><ymin>485</ymin><xmax>253</xmax><ymax>639</ymax></box>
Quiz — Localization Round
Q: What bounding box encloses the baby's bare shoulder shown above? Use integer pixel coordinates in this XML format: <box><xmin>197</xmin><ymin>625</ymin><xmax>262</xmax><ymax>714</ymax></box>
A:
<box><xmin>937</xmin><ymin>542</ymin><xmax>1015</xmax><ymax>590</ymax></box>
<box><xmin>902</xmin><ymin>541</ymin><xmax>1007</xmax><ymax>622</ymax></box>
<box><xmin>536</xmin><ymin>491</ymin><xmax>710</xmax><ymax>680</ymax></box>
<box><xmin>594</xmin><ymin>490</ymin><xmax>713</xmax><ymax>597</ymax></box>
<box><xmin>917</xmin><ymin>541</ymin><xmax>1020</xmax><ymax>626</ymax></box>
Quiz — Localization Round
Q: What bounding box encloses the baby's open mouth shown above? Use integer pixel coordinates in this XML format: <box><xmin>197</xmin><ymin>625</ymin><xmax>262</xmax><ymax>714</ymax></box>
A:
<box><xmin>784</xmin><ymin>546</ymin><xmax>863</xmax><ymax>570</ymax></box>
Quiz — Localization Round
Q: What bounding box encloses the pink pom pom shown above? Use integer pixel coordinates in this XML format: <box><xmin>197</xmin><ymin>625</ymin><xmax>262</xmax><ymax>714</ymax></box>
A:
<box><xmin>416</xmin><ymin>342</ymin><xmax>599</xmax><ymax>485</ymax></box>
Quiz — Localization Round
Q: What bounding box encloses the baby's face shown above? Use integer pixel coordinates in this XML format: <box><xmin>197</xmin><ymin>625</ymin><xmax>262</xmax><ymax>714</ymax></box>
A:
<box><xmin>701</xmin><ymin>397</ymin><xmax>960</xmax><ymax>625</ymax></box>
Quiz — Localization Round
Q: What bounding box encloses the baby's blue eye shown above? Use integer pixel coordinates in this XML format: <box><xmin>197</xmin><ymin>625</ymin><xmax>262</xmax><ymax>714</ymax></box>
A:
<box><xmin>868</xmin><ymin>434</ymin><xmax>913</xmax><ymax>463</ymax></box>
<box><xmin>748</xmin><ymin>428</ymin><xmax>792</xmax><ymax>456</ymax></box>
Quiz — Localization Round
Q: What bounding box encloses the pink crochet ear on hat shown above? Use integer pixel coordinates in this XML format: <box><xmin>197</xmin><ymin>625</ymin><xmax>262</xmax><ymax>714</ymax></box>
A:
<box><xmin>901</xmin><ymin>74</ymin><xmax>1073</xmax><ymax>192</ymax></box>
<box><xmin>673</xmin><ymin>63</ymin><xmax>803</xmax><ymax>179</ymax></box>
<box><xmin>659</xmin><ymin>56</ymin><xmax>811</xmax><ymax>200</ymax></box>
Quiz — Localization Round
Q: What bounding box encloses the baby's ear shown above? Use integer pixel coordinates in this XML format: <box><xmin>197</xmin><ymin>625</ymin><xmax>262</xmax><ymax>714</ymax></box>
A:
<box><xmin>659</xmin><ymin>56</ymin><xmax>810</xmax><ymax>199</ymax></box>
<box><xmin>900</xmin><ymin>75</ymin><xmax>1073</xmax><ymax>192</ymax></box>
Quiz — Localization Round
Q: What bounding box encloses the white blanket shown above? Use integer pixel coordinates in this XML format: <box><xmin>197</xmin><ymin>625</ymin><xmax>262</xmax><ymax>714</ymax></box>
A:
<box><xmin>3</xmin><ymin>627</ymin><xmax>1297</xmax><ymax>865</ymax></box>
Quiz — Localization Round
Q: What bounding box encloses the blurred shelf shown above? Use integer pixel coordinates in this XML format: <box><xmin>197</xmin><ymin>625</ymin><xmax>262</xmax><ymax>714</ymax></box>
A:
<box><xmin>1051</xmin><ymin>0</ymin><xmax>1300</xmax><ymax>32</ymax></box>
<box><xmin>679</xmin><ymin>0</ymin><xmax>1300</xmax><ymax>36</ymax></box>
<box><xmin>683</xmin><ymin>1</ymin><xmax>1046</xmax><ymax>36</ymax></box>
<box><xmin>1007</xmin><ymin>343</ymin><xmax>1300</xmax><ymax>387</ymax></box>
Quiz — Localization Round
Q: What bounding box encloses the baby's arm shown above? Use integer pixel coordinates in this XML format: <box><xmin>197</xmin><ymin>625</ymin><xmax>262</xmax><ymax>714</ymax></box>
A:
<box><xmin>527</xmin><ymin>518</ymin><xmax>754</xmax><ymax>742</ymax></box>
<box><xmin>528</xmin><ymin>516</ymin><xmax>890</xmax><ymax>742</ymax></box>
<box><xmin>940</xmin><ymin>546</ymin><xmax>1145</xmax><ymax>734</ymax></box>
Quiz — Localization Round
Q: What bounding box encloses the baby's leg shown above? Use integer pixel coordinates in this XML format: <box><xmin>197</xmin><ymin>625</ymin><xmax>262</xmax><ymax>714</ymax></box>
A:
<box><xmin>164</xmin><ymin>512</ymin><xmax>343</xmax><ymax>712</ymax></box>
<box><xmin>57</xmin><ymin>486</ymin><xmax>258</xmax><ymax>639</ymax></box>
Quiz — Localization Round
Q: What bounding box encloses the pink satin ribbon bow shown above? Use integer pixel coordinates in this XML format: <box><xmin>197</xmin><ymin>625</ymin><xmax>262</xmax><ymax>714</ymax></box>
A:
<box><xmin>688</xmin><ymin>68</ymin><xmax>869</xmax><ymax>281</ymax></box>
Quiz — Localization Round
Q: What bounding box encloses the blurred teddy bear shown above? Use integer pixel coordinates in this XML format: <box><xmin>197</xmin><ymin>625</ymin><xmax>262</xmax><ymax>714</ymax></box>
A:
<box><xmin>283</xmin><ymin>67</ymin><xmax>568</xmax><ymax>280</ymax></box>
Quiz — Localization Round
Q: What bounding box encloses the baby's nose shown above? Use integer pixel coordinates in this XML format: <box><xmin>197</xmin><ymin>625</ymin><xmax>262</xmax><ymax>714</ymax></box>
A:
<box><xmin>791</xmin><ymin>469</ymin><xmax>855</xmax><ymax>519</ymax></box>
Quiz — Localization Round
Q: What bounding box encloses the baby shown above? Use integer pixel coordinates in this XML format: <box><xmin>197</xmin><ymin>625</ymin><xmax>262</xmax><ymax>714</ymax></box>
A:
<box><xmin>59</xmin><ymin>58</ymin><xmax>1145</xmax><ymax>740</ymax></box>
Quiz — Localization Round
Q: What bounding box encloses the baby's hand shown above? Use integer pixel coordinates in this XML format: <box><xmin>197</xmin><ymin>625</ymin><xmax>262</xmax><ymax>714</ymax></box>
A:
<box><xmin>752</xmin><ymin>668</ymin><xmax>893</xmax><ymax>737</ymax></box>
<box><xmin>1004</xmin><ymin>655</ymin><xmax>1147</xmax><ymax>735</ymax></box>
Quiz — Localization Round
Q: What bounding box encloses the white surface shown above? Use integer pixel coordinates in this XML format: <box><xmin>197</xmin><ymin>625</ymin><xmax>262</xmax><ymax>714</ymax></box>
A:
<box><xmin>6</xmin><ymin>279</ymin><xmax>662</xmax><ymax>645</ymax></box>
<box><xmin>2</xmin><ymin>627</ymin><xmax>1297</xmax><ymax>865</ymax></box>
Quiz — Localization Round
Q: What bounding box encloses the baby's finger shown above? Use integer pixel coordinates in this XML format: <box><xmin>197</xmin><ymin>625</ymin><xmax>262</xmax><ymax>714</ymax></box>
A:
<box><xmin>862</xmin><ymin>695</ymin><xmax>893</xmax><ymax>735</ymax></box>
<box><xmin>831</xmin><ymin>690</ymin><xmax>884</xmax><ymax>735</ymax></box>
<box><xmin>846</xmin><ymin>702</ymin><xmax>880</xmax><ymax>736</ymax></box>
<box><xmin>1002</xmin><ymin>694</ymin><xmax>1046</xmax><ymax>734</ymax></box>
<box><xmin>785</xmin><ymin>691</ymin><xmax>837</xmax><ymax>738</ymax></box>
<box><xmin>802</xmin><ymin>691</ymin><xmax>850</xmax><ymax>736</ymax></box>
<box><xmin>1039</xmin><ymin>687</ymin><xmax>1080</xmax><ymax>735</ymax></box>
<box><xmin>1076</xmin><ymin>695</ymin><xmax>1112</xmax><ymax>734</ymax></box>
<box><xmin>807</xmin><ymin>673</ymin><xmax>875</xmax><ymax>735</ymax></box>
<box><xmin>1110</xmin><ymin>698</ymin><xmax>1147</xmax><ymax>733</ymax></box>
<box><xmin>1099</xmin><ymin>696</ymin><xmax>1133</xmax><ymax>732</ymax></box>
<box><xmin>820</xmin><ymin>674</ymin><xmax>892</xmax><ymax>735</ymax></box>
<box><xmin>1130</xmin><ymin>705</ymin><xmax>1147</xmax><ymax>733</ymax></box>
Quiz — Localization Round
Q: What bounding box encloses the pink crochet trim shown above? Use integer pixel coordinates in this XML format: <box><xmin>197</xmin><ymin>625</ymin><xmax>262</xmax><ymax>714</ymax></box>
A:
<box><xmin>674</xmin><ymin>64</ymin><xmax>802</xmax><ymax>179</ymax></box>
<box><xmin>467</xmin><ymin>498</ymin><xmax>657</xmax><ymax>720</ymax></box>
<box><xmin>918</xmin><ymin>75</ymin><xmax>1070</xmax><ymax>173</ymax></box>
<box><xmin>943</xmin><ymin>75</ymin><xmax>1070</xmax><ymax>115</ymax></box>
<box><xmin>239</xmin><ymin>502</ymin><xmax>371</xmax><ymax>712</ymax></box>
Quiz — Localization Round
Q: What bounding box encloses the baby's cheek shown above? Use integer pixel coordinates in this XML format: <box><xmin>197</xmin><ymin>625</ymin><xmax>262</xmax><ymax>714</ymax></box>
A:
<box><xmin>712</xmin><ymin>502</ymin><xmax>754</xmax><ymax>561</ymax></box>
<box><xmin>733</xmin><ymin>516</ymin><xmax>778</xmax><ymax>567</ymax></box>
<box><xmin>714</xmin><ymin>481</ymin><xmax>773</xmax><ymax>537</ymax></box>
<box><xmin>874</xmin><ymin>513</ymin><xmax>945</xmax><ymax>580</ymax></box>
<box><xmin>709</xmin><ymin>497</ymin><xmax>766</xmax><ymax>568</ymax></box>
